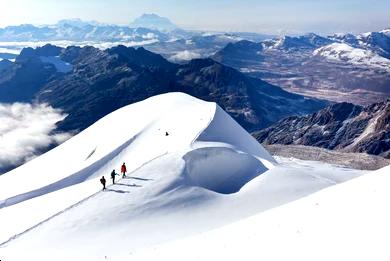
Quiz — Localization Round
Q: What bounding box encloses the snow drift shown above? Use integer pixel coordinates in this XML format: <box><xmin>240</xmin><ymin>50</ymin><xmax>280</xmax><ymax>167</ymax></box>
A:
<box><xmin>132</xmin><ymin>165</ymin><xmax>390</xmax><ymax>261</ymax></box>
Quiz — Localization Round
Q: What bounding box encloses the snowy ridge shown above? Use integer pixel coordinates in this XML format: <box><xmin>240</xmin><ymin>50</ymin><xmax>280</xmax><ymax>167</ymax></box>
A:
<box><xmin>0</xmin><ymin>93</ymin><xmax>366</xmax><ymax>260</ymax></box>
<box><xmin>0</xmin><ymin>92</ymin><xmax>274</xmax><ymax>207</ymax></box>
<box><xmin>0</xmin><ymin>93</ymin><xmax>277</xmax><ymax>252</ymax></box>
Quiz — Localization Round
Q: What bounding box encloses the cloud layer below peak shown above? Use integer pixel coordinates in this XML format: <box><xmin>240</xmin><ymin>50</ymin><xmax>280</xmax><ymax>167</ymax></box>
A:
<box><xmin>0</xmin><ymin>103</ymin><xmax>71</xmax><ymax>174</ymax></box>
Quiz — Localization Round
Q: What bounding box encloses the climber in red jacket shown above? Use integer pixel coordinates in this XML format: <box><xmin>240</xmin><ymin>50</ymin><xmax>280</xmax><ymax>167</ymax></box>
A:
<box><xmin>121</xmin><ymin>162</ymin><xmax>127</xmax><ymax>178</ymax></box>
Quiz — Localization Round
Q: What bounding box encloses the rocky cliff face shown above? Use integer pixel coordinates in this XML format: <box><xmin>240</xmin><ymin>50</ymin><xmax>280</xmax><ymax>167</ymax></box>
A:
<box><xmin>254</xmin><ymin>100</ymin><xmax>390</xmax><ymax>158</ymax></box>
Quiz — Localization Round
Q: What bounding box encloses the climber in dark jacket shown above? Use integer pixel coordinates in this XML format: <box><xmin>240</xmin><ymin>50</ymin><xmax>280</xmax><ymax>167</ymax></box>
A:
<box><xmin>111</xmin><ymin>169</ymin><xmax>118</xmax><ymax>184</ymax></box>
<box><xmin>100</xmin><ymin>176</ymin><xmax>106</xmax><ymax>190</ymax></box>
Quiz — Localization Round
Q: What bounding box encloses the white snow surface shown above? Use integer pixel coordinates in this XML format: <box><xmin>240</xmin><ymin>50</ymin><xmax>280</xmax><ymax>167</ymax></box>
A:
<box><xmin>133</xmin><ymin>164</ymin><xmax>390</xmax><ymax>261</ymax></box>
<box><xmin>0</xmin><ymin>93</ymin><xmax>368</xmax><ymax>260</ymax></box>
<box><xmin>39</xmin><ymin>56</ymin><xmax>73</xmax><ymax>73</ymax></box>
<box><xmin>380</xmin><ymin>28</ymin><xmax>390</xmax><ymax>36</ymax></box>
<box><xmin>314</xmin><ymin>43</ymin><xmax>390</xmax><ymax>71</ymax></box>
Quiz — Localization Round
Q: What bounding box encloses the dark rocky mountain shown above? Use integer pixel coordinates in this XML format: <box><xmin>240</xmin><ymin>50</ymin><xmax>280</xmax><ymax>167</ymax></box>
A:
<box><xmin>0</xmin><ymin>44</ymin><xmax>327</xmax><ymax>133</ymax></box>
<box><xmin>213</xmin><ymin>31</ymin><xmax>390</xmax><ymax>105</ymax></box>
<box><xmin>17</xmin><ymin>44</ymin><xmax>63</xmax><ymax>61</ymax></box>
<box><xmin>0</xmin><ymin>59</ymin><xmax>13</xmax><ymax>72</ymax></box>
<box><xmin>254</xmin><ymin>100</ymin><xmax>390</xmax><ymax>158</ymax></box>
<box><xmin>173</xmin><ymin>58</ymin><xmax>326</xmax><ymax>131</ymax></box>
<box><xmin>0</xmin><ymin>53</ymin><xmax>17</xmax><ymax>60</ymax></box>
<box><xmin>0</xmin><ymin>45</ymin><xmax>60</xmax><ymax>102</ymax></box>
<box><xmin>213</xmin><ymin>40</ymin><xmax>264</xmax><ymax>67</ymax></box>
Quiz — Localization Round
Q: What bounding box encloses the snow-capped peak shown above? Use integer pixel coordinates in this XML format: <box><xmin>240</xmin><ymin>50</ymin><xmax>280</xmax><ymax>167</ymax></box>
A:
<box><xmin>380</xmin><ymin>28</ymin><xmax>390</xmax><ymax>35</ymax></box>
<box><xmin>314</xmin><ymin>43</ymin><xmax>390</xmax><ymax>71</ymax></box>
<box><xmin>129</xmin><ymin>13</ymin><xmax>178</xmax><ymax>32</ymax></box>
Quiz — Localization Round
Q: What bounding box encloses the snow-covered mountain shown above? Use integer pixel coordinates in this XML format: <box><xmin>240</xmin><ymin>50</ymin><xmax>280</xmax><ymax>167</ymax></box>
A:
<box><xmin>129</xmin><ymin>13</ymin><xmax>178</xmax><ymax>32</ymax></box>
<box><xmin>313</xmin><ymin>43</ymin><xmax>390</xmax><ymax>71</ymax></box>
<box><xmin>0</xmin><ymin>93</ymin><xmax>366</xmax><ymax>260</ymax></box>
<box><xmin>330</xmin><ymin>30</ymin><xmax>390</xmax><ymax>58</ymax></box>
<box><xmin>262</xmin><ymin>34</ymin><xmax>333</xmax><ymax>51</ymax></box>
<box><xmin>213</xmin><ymin>29</ymin><xmax>390</xmax><ymax>105</ymax></box>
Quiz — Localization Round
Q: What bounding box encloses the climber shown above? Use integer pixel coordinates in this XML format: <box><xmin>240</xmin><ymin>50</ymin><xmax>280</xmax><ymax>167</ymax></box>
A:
<box><xmin>100</xmin><ymin>176</ymin><xmax>106</xmax><ymax>190</ymax></box>
<box><xmin>111</xmin><ymin>169</ymin><xmax>118</xmax><ymax>184</ymax></box>
<box><xmin>121</xmin><ymin>162</ymin><xmax>127</xmax><ymax>178</ymax></box>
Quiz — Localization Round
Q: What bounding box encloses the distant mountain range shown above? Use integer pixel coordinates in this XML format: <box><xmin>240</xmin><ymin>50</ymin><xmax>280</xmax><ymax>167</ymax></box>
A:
<box><xmin>0</xmin><ymin>44</ymin><xmax>327</xmax><ymax>133</ymax></box>
<box><xmin>0</xmin><ymin>14</ymin><xmax>190</xmax><ymax>46</ymax></box>
<box><xmin>0</xmin><ymin>20</ymin><xmax>169</xmax><ymax>42</ymax></box>
<box><xmin>0</xmin><ymin>14</ymin><xmax>271</xmax><ymax>46</ymax></box>
<box><xmin>0</xmin><ymin>14</ymin><xmax>272</xmax><ymax>63</ymax></box>
<box><xmin>213</xmin><ymin>30</ymin><xmax>390</xmax><ymax>105</ymax></box>
<box><xmin>0</xmin><ymin>17</ymin><xmax>388</xmax><ymax>105</ymax></box>
<box><xmin>254</xmin><ymin>99</ymin><xmax>390</xmax><ymax>158</ymax></box>
<box><xmin>0</xmin><ymin>16</ymin><xmax>388</xmax><ymax>151</ymax></box>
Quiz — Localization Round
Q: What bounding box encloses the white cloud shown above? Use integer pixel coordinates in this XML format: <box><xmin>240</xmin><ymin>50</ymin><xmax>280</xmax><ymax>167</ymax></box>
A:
<box><xmin>0</xmin><ymin>103</ymin><xmax>72</xmax><ymax>173</ymax></box>
<box><xmin>0</xmin><ymin>40</ymin><xmax>159</xmax><ymax>53</ymax></box>
<box><xmin>170</xmin><ymin>50</ymin><xmax>201</xmax><ymax>62</ymax></box>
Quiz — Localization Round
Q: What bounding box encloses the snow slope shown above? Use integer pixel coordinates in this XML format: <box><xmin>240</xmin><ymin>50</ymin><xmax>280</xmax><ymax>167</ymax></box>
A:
<box><xmin>314</xmin><ymin>43</ymin><xmax>390</xmax><ymax>71</ymax></box>
<box><xmin>0</xmin><ymin>93</ymin><xmax>365</xmax><ymax>260</ymax></box>
<box><xmin>132</xmin><ymin>164</ymin><xmax>390</xmax><ymax>261</ymax></box>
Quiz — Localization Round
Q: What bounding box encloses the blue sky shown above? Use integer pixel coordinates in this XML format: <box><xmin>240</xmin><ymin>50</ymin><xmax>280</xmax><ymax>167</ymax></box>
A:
<box><xmin>0</xmin><ymin>0</ymin><xmax>389</xmax><ymax>34</ymax></box>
